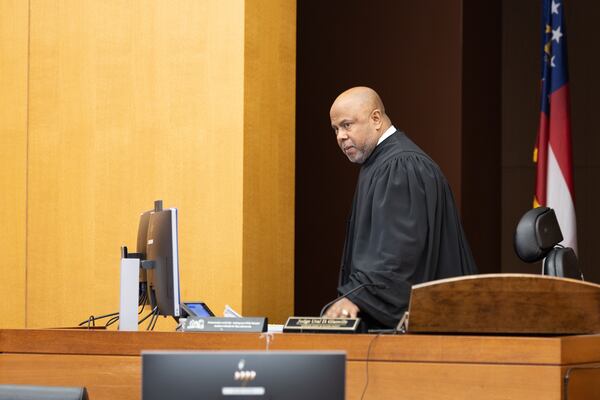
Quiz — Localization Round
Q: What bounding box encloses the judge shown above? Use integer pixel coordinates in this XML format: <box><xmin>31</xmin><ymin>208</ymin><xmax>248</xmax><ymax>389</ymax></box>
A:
<box><xmin>324</xmin><ymin>87</ymin><xmax>477</xmax><ymax>330</ymax></box>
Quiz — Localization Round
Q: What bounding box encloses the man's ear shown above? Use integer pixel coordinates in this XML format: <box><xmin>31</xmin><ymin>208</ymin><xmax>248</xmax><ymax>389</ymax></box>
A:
<box><xmin>371</xmin><ymin>109</ymin><xmax>383</xmax><ymax>129</ymax></box>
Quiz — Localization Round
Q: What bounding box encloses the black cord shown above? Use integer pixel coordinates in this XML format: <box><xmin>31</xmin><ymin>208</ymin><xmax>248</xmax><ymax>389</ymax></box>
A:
<box><xmin>150</xmin><ymin>313</ymin><xmax>159</xmax><ymax>331</ymax></box>
<box><xmin>360</xmin><ymin>333</ymin><xmax>382</xmax><ymax>400</ymax></box>
<box><xmin>106</xmin><ymin>298</ymin><xmax>151</xmax><ymax>328</ymax></box>
<box><xmin>139</xmin><ymin>306</ymin><xmax>158</xmax><ymax>325</ymax></box>
<box><xmin>105</xmin><ymin>315</ymin><xmax>120</xmax><ymax>327</ymax></box>
<box><xmin>146</xmin><ymin>311</ymin><xmax>156</xmax><ymax>331</ymax></box>
<box><xmin>78</xmin><ymin>290</ymin><xmax>152</xmax><ymax>329</ymax></box>
<box><xmin>139</xmin><ymin>292</ymin><xmax>147</xmax><ymax>305</ymax></box>
<box><xmin>80</xmin><ymin>294</ymin><xmax>150</xmax><ymax>329</ymax></box>
<box><xmin>138</xmin><ymin>293</ymin><xmax>147</xmax><ymax>314</ymax></box>
<box><xmin>149</xmin><ymin>309</ymin><xmax>159</xmax><ymax>331</ymax></box>
<box><xmin>146</xmin><ymin>307</ymin><xmax>160</xmax><ymax>331</ymax></box>
<box><xmin>79</xmin><ymin>312</ymin><xmax>119</xmax><ymax>327</ymax></box>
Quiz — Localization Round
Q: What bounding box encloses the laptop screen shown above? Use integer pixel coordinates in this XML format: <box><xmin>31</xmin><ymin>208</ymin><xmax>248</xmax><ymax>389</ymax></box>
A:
<box><xmin>142</xmin><ymin>351</ymin><xmax>345</xmax><ymax>400</ymax></box>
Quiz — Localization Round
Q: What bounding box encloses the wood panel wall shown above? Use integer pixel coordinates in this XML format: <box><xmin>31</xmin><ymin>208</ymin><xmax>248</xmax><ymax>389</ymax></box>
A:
<box><xmin>501</xmin><ymin>0</ymin><xmax>600</xmax><ymax>284</ymax></box>
<box><xmin>0</xmin><ymin>0</ymin><xmax>28</xmax><ymax>328</ymax></box>
<box><xmin>242</xmin><ymin>1</ymin><xmax>296</xmax><ymax>318</ymax></box>
<box><xmin>0</xmin><ymin>0</ymin><xmax>295</xmax><ymax>329</ymax></box>
<box><xmin>295</xmin><ymin>0</ymin><xmax>507</xmax><ymax>316</ymax></box>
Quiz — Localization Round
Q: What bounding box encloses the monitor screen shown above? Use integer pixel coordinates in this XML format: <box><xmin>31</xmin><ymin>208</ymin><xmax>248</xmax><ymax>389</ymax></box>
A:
<box><xmin>145</xmin><ymin>207</ymin><xmax>181</xmax><ymax>318</ymax></box>
<box><xmin>142</xmin><ymin>351</ymin><xmax>345</xmax><ymax>400</ymax></box>
<box><xmin>181</xmin><ymin>302</ymin><xmax>214</xmax><ymax>317</ymax></box>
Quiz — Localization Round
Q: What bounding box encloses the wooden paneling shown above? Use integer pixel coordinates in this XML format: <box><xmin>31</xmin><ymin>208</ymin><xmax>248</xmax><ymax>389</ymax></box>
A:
<box><xmin>460</xmin><ymin>0</ymin><xmax>502</xmax><ymax>275</ymax></box>
<box><xmin>242</xmin><ymin>0</ymin><xmax>296</xmax><ymax>322</ymax></box>
<box><xmin>0</xmin><ymin>355</ymin><xmax>565</xmax><ymax>400</ymax></box>
<box><xmin>0</xmin><ymin>354</ymin><xmax>139</xmax><ymax>400</ymax></box>
<box><xmin>0</xmin><ymin>0</ymin><xmax>28</xmax><ymax>328</ymax></box>
<box><xmin>563</xmin><ymin>364</ymin><xmax>600</xmax><ymax>400</ymax></box>
<box><xmin>5</xmin><ymin>329</ymin><xmax>600</xmax><ymax>366</ymax></box>
<box><xmin>0</xmin><ymin>0</ymin><xmax>295</xmax><ymax>329</ymax></box>
<box><xmin>408</xmin><ymin>274</ymin><xmax>600</xmax><ymax>334</ymax></box>
<box><xmin>294</xmin><ymin>0</ymin><xmax>467</xmax><ymax>317</ymax></box>
<box><xmin>2</xmin><ymin>330</ymin><xmax>600</xmax><ymax>400</ymax></box>
<box><xmin>346</xmin><ymin>361</ymin><xmax>562</xmax><ymax>400</ymax></box>
<box><xmin>27</xmin><ymin>0</ymin><xmax>246</xmax><ymax>328</ymax></box>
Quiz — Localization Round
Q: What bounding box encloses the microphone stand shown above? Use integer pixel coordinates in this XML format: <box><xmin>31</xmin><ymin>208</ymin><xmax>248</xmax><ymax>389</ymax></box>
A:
<box><xmin>319</xmin><ymin>283</ymin><xmax>386</xmax><ymax>317</ymax></box>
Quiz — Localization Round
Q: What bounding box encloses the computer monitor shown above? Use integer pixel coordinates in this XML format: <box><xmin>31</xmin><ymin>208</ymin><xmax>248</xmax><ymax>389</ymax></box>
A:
<box><xmin>0</xmin><ymin>385</ymin><xmax>89</xmax><ymax>400</ymax></box>
<box><xmin>181</xmin><ymin>301</ymin><xmax>214</xmax><ymax>317</ymax></box>
<box><xmin>136</xmin><ymin>209</ymin><xmax>152</xmax><ymax>302</ymax></box>
<box><xmin>142</xmin><ymin>351</ymin><xmax>346</xmax><ymax>400</ymax></box>
<box><xmin>144</xmin><ymin>203</ymin><xmax>181</xmax><ymax>318</ymax></box>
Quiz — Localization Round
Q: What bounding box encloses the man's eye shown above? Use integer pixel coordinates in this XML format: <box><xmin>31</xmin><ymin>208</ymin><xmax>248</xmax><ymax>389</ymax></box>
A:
<box><xmin>343</xmin><ymin>123</ymin><xmax>351</xmax><ymax>129</ymax></box>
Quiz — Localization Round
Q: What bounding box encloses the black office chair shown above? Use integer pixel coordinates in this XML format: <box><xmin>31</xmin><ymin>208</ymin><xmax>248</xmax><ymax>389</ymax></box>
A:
<box><xmin>514</xmin><ymin>207</ymin><xmax>583</xmax><ymax>280</ymax></box>
<box><xmin>0</xmin><ymin>385</ymin><xmax>88</xmax><ymax>400</ymax></box>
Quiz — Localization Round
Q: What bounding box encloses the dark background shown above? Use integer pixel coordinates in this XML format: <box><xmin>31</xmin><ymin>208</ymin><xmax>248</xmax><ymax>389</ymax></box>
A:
<box><xmin>295</xmin><ymin>0</ymin><xmax>599</xmax><ymax>315</ymax></box>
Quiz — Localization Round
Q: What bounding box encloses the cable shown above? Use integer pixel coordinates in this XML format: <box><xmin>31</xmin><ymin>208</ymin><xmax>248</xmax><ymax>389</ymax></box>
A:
<box><xmin>79</xmin><ymin>294</ymin><xmax>150</xmax><ymax>329</ymax></box>
<box><xmin>139</xmin><ymin>306</ymin><xmax>158</xmax><ymax>325</ymax></box>
<box><xmin>150</xmin><ymin>312</ymin><xmax>159</xmax><ymax>331</ymax></box>
<box><xmin>150</xmin><ymin>310</ymin><xmax>158</xmax><ymax>331</ymax></box>
<box><xmin>147</xmin><ymin>310</ymin><xmax>155</xmax><ymax>330</ymax></box>
<box><xmin>139</xmin><ymin>291</ymin><xmax>147</xmax><ymax>306</ymax></box>
<box><xmin>360</xmin><ymin>333</ymin><xmax>382</xmax><ymax>400</ymax></box>
<box><xmin>138</xmin><ymin>293</ymin><xmax>147</xmax><ymax>314</ymax></box>
<box><xmin>106</xmin><ymin>298</ymin><xmax>151</xmax><ymax>328</ymax></box>
<box><xmin>146</xmin><ymin>311</ymin><xmax>155</xmax><ymax>331</ymax></box>
<box><xmin>320</xmin><ymin>283</ymin><xmax>387</xmax><ymax>317</ymax></box>
<box><xmin>79</xmin><ymin>287</ymin><xmax>149</xmax><ymax>329</ymax></box>
<box><xmin>138</xmin><ymin>307</ymin><xmax>157</xmax><ymax>325</ymax></box>
<box><xmin>78</xmin><ymin>312</ymin><xmax>119</xmax><ymax>327</ymax></box>
<box><xmin>146</xmin><ymin>308</ymin><xmax>159</xmax><ymax>331</ymax></box>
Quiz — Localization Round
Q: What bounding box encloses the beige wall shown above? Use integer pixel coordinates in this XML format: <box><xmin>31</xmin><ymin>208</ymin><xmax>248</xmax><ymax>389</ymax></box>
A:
<box><xmin>0</xmin><ymin>0</ymin><xmax>295</xmax><ymax>329</ymax></box>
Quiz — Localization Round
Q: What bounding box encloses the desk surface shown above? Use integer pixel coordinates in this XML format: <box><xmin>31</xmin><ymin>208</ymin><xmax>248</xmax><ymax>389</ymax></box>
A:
<box><xmin>1</xmin><ymin>329</ymin><xmax>600</xmax><ymax>399</ymax></box>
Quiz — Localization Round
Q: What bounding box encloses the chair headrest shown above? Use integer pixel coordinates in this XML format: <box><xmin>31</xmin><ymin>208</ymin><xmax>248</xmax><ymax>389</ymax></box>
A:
<box><xmin>514</xmin><ymin>207</ymin><xmax>564</xmax><ymax>262</ymax></box>
<box><xmin>544</xmin><ymin>247</ymin><xmax>581</xmax><ymax>279</ymax></box>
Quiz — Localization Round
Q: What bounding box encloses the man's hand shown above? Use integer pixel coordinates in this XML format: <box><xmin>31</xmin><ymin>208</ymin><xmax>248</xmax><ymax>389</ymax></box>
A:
<box><xmin>324</xmin><ymin>298</ymin><xmax>360</xmax><ymax>319</ymax></box>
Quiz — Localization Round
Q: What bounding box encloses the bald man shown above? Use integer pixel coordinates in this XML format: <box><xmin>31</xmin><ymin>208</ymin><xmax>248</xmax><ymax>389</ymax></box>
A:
<box><xmin>324</xmin><ymin>87</ymin><xmax>477</xmax><ymax>330</ymax></box>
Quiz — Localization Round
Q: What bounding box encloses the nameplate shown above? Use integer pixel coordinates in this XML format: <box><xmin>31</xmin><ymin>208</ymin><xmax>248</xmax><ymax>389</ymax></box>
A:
<box><xmin>180</xmin><ymin>317</ymin><xmax>267</xmax><ymax>333</ymax></box>
<box><xmin>283</xmin><ymin>317</ymin><xmax>360</xmax><ymax>333</ymax></box>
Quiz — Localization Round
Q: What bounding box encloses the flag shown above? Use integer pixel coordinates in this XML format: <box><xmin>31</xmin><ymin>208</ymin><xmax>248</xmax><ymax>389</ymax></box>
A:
<box><xmin>534</xmin><ymin>0</ymin><xmax>577</xmax><ymax>253</ymax></box>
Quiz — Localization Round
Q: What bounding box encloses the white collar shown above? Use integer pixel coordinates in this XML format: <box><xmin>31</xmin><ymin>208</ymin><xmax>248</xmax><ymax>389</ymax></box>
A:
<box><xmin>377</xmin><ymin>125</ymin><xmax>397</xmax><ymax>146</ymax></box>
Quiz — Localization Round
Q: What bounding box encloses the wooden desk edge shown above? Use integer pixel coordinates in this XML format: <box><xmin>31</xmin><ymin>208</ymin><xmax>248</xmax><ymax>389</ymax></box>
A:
<box><xmin>2</xmin><ymin>329</ymin><xmax>600</xmax><ymax>365</ymax></box>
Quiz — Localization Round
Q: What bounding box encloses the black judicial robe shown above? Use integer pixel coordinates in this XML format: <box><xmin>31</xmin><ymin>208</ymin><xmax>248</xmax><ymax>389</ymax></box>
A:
<box><xmin>339</xmin><ymin>131</ymin><xmax>477</xmax><ymax>329</ymax></box>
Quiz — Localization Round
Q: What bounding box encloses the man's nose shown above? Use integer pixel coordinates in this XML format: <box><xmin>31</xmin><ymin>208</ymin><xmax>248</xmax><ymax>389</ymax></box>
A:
<box><xmin>336</xmin><ymin>130</ymin><xmax>349</xmax><ymax>140</ymax></box>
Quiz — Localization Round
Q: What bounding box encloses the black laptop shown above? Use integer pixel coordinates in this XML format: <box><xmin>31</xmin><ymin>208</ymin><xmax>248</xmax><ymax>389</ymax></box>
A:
<box><xmin>142</xmin><ymin>351</ymin><xmax>345</xmax><ymax>400</ymax></box>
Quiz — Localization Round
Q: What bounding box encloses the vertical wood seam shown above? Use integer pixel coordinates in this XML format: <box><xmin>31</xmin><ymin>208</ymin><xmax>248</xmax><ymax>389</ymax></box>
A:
<box><xmin>25</xmin><ymin>0</ymin><xmax>31</xmax><ymax>328</ymax></box>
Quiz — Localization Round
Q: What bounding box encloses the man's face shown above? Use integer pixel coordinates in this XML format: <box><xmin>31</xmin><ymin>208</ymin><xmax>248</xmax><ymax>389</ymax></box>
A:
<box><xmin>330</xmin><ymin>101</ymin><xmax>379</xmax><ymax>164</ymax></box>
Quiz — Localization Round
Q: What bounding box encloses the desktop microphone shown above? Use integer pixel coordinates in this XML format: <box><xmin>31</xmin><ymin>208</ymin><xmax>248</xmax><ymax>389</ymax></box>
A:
<box><xmin>319</xmin><ymin>282</ymin><xmax>387</xmax><ymax>317</ymax></box>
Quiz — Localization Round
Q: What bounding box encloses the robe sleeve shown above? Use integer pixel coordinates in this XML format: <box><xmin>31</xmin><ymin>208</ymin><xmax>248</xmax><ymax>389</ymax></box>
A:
<box><xmin>338</xmin><ymin>153</ymin><xmax>440</xmax><ymax>328</ymax></box>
